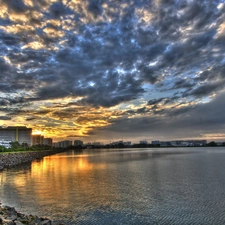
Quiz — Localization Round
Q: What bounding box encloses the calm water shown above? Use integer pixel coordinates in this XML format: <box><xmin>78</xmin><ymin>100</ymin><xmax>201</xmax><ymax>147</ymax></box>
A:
<box><xmin>1</xmin><ymin>148</ymin><xmax>225</xmax><ymax>224</ymax></box>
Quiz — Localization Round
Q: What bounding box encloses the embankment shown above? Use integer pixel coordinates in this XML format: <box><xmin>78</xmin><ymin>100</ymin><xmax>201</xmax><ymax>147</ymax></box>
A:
<box><xmin>0</xmin><ymin>150</ymin><xmax>62</xmax><ymax>171</ymax></box>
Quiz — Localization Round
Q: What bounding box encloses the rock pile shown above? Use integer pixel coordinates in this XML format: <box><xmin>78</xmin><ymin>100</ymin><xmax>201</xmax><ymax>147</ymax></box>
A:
<box><xmin>0</xmin><ymin>205</ymin><xmax>53</xmax><ymax>225</ymax></box>
<box><xmin>0</xmin><ymin>151</ymin><xmax>59</xmax><ymax>171</ymax></box>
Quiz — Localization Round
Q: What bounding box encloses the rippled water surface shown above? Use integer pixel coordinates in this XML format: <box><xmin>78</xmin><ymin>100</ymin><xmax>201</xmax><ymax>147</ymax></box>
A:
<box><xmin>1</xmin><ymin>148</ymin><xmax>225</xmax><ymax>224</ymax></box>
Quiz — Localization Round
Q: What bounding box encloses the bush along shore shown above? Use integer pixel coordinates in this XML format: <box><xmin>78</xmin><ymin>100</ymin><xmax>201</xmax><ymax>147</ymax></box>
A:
<box><xmin>0</xmin><ymin>149</ymin><xmax>65</xmax><ymax>171</ymax></box>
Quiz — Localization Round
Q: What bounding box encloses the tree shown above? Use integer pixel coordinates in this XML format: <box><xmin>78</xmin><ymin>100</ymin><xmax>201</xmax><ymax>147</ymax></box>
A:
<box><xmin>0</xmin><ymin>145</ymin><xmax>6</xmax><ymax>152</ymax></box>
<box><xmin>207</xmin><ymin>141</ymin><xmax>217</xmax><ymax>147</ymax></box>
<box><xmin>10</xmin><ymin>141</ymin><xmax>21</xmax><ymax>150</ymax></box>
<box><xmin>118</xmin><ymin>143</ymin><xmax>126</xmax><ymax>148</ymax></box>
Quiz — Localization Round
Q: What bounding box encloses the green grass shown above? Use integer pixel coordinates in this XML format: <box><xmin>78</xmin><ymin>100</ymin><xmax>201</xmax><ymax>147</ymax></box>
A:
<box><xmin>0</xmin><ymin>147</ymin><xmax>53</xmax><ymax>154</ymax></box>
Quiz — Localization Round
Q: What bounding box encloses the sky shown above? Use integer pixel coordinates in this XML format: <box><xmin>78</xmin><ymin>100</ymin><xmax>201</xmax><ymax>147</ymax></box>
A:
<box><xmin>0</xmin><ymin>0</ymin><xmax>225</xmax><ymax>143</ymax></box>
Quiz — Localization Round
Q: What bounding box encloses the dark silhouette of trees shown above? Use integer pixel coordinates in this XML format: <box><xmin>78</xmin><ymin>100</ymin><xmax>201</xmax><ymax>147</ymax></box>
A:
<box><xmin>207</xmin><ymin>141</ymin><xmax>217</xmax><ymax>147</ymax></box>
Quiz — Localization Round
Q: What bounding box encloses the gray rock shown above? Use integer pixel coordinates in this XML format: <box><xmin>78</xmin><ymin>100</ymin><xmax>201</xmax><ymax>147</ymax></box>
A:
<box><xmin>5</xmin><ymin>215</ymin><xmax>17</xmax><ymax>221</ymax></box>
<box><xmin>41</xmin><ymin>219</ymin><xmax>52</xmax><ymax>225</ymax></box>
<box><xmin>29</xmin><ymin>215</ymin><xmax>42</xmax><ymax>224</ymax></box>
<box><xmin>1</xmin><ymin>219</ymin><xmax>16</xmax><ymax>225</ymax></box>
<box><xmin>14</xmin><ymin>222</ymin><xmax>24</xmax><ymax>225</ymax></box>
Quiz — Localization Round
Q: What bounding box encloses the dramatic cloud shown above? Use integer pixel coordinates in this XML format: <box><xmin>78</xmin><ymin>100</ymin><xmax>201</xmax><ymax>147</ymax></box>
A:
<box><xmin>0</xmin><ymin>0</ymin><xmax>225</xmax><ymax>142</ymax></box>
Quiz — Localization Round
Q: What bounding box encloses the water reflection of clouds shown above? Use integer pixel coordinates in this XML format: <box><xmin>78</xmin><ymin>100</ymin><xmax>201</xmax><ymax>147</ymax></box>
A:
<box><xmin>2</xmin><ymin>149</ymin><xmax>225</xmax><ymax>224</ymax></box>
<box><xmin>27</xmin><ymin>155</ymin><xmax>107</xmax><ymax>204</ymax></box>
<box><xmin>0</xmin><ymin>155</ymin><xmax>106</xmax><ymax>208</ymax></box>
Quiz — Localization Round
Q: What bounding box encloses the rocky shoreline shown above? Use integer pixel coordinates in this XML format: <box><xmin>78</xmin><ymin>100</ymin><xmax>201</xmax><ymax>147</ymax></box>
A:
<box><xmin>0</xmin><ymin>204</ymin><xmax>54</xmax><ymax>225</ymax></box>
<box><xmin>0</xmin><ymin>150</ymin><xmax>63</xmax><ymax>171</ymax></box>
<box><xmin>0</xmin><ymin>150</ymin><xmax>67</xmax><ymax>224</ymax></box>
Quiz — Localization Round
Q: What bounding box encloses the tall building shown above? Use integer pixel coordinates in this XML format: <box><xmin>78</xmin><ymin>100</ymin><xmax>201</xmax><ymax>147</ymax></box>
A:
<box><xmin>44</xmin><ymin>138</ymin><xmax>53</xmax><ymax>146</ymax></box>
<box><xmin>74</xmin><ymin>140</ymin><xmax>83</xmax><ymax>146</ymax></box>
<box><xmin>32</xmin><ymin>135</ymin><xmax>44</xmax><ymax>145</ymax></box>
<box><xmin>0</xmin><ymin>126</ymin><xmax>32</xmax><ymax>146</ymax></box>
<box><xmin>53</xmin><ymin>142</ymin><xmax>59</xmax><ymax>148</ymax></box>
<box><xmin>140</xmin><ymin>140</ymin><xmax>148</xmax><ymax>145</ymax></box>
<box><xmin>58</xmin><ymin>140</ymin><xmax>72</xmax><ymax>148</ymax></box>
<box><xmin>152</xmin><ymin>140</ymin><xmax>160</xmax><ymax>145</ymax></box>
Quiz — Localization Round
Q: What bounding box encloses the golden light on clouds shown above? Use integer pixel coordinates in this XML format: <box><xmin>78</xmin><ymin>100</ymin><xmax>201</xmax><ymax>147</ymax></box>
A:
<box><xmin>8</xmin><ymin>14</ymin><xmax>29</xmax><ymax>24</ymax></box>
<box><xmin>7</xmin><ymin>96</ymin><xmax>122</xmax><ymax>140</ymax></box>
<box><xmin>216</xmin><ymin>22</ymin><xmax>225</xmax><ymax>38</ymax></box>
<box><xmin>43</xmin><ymin>27</ymin><xmax>64</xmax><ymax>38</ymax></box>
<box><xmin>23</xmin><ymin>0</ymin><xmax>35</xmax><ymax>7</ymax></box>
<box><xmin>202</xmin><ymin>133</ymin><xmax>225</xmax><ymax>140</ymax></box>
<box><xmin>22</xmin><ymin>41</ymin><xmax>46</xmax><ymax>50</ymax></box>
<box><xmin>136</xmin><ymin>9</ymin><xmax>155</xmax><ymax>25</ymax></box>
<box><xmin>3</xmin><ymin>24</ymin><xmax>35</xmax><ymax>35</ymax></box>
<box><xmin>0</xmin><ymin>5</ymin><xmax>7</xmax><ymax>18</ymax></box>
<box><xmin>32</xmin><ymin>130</ymin><xmax>44</xmax><ymax>135</ymax></box>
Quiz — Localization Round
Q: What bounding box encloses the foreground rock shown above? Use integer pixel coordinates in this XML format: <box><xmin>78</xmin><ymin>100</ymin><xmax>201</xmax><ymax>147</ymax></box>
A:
<box><xmin>0</xmin><ymin>204</ymin><xmax>61</xmax><ymax>225</ymax></box>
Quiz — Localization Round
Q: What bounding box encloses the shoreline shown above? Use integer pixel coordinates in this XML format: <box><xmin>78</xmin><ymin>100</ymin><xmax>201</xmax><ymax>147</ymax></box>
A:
<box><xmin>0</xmin><ymin>204</ymin><xmax>65</xmax><ymax>225</ymax></box>
<box><xmin>0</xmin><ymin>150</ymin><xmax>67</xmax><ymax>224</ymax></box>
<box><xmin>0</xmin><ymin>149</ymin><xmax>65</xmax><ymax>171</ymax></box>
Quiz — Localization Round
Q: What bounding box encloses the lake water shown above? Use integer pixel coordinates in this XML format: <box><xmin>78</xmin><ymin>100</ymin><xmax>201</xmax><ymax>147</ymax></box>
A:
<box><xmin>1</xmin><ymin>148</ymin><xmax>225</xmax><ymax>224</ymax></box>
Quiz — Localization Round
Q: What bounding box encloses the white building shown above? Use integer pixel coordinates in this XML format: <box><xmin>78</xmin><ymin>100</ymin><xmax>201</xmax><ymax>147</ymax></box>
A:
<box><xmin>0</xmin><ymin>126</ymin><xmax>32</xmax><ymax>146</ymax></box>
<box><xmin>0</xmin><ymin>137</ymin><xmax>11</xmax><ymax>148</ymax></box>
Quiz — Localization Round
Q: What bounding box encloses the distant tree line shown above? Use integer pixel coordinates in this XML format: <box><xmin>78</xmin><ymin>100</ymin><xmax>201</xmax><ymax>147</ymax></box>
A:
<box><xmin>0</xmin><ymin>141</ymin><xmax>53</xmax><ymax>153</ymax></box>
<box><xmin>104</xmin><ymin>143</ymin><xmax>161</xmax><ymax>148</ymax></box>
<box><xmin>1</xmin><ymin>141</ymin><xmax>224</xmax><ymax>153</ymax></box>
<box><xmin>207</xmin><ymin>141</ymin><xmax>225</xmax><ymax>147</ymax></box>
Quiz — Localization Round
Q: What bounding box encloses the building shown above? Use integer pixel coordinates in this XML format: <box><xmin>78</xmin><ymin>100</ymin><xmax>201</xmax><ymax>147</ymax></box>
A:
<box><xmin>171</xmin><ymin>141</ymin><xmax>187</xmax><ymax>147</ymax></box>
<box><xmin>123</xmin><ymin>141</ymin><xmax>132</xmax><ymax>146</ymax></box>
<box><xmin>58</xmin><ymin>140</ymin><xmax>72</xmax><ymax>148</ymax></box>
<box><xmin>110</xmin><ymin>140</ymin><xmax>131</xmax><ymax>147</ymax></box>
<box><xmin>53</xmin><ymin>140</ymin><xmax>72</xmax><ymax>148</ymax></box>
<box><xmin>170</xmin><ymin>140</ymin><xmax>207</xmax><ymax>147</ymax></box>
<box><xmin>0</xmin><ymin>139</ymin><xmax>11</xmax><ymax>148</ymax></box>
<box><xmin>151</xmin><ymin>140</ymin><xmax>160</xmax><ymax>145</ymax></box>
<box><xmin>32</xmin><ymin>135</ymin><xmax>44</xmax><ymax>145</ymax></box>
<box><xmin>74</xmin><ymin>140</ymin><xmax>83</xmax><ymax>146</ymax></box>
<box><xmin>92</xmin><ymin>142</ymin><xmax>102</xmax><ymax>146</ymax></box>
<box><xmin>160</xmin><ymin>141</ymin><xmax>171</xmax><ymax>147</ymax></box>
<box><xmin>0</xmin><ymin>126</ymin><xmax>32</xmax><ymax>146</ymax></box>
<box><xmin>44</xmin><ymin>138</ymin><xmax>53</xmax><ymax>146</ymax></box>
<box><xmin>190</xmin><ymin>140</ymin><xmax>207</xmax><ymax>146</ymax></box>
<box><xmin>152</xmin><ymin>139</ymin><xmax>207</xmax><ymax>147</ymax></box>
<box><xmin>140</xmin><ymin>140</ymin><xmax>148</xmax><ymax>145</ymax></box>
<box><xmin>53</xmin><ymin>142</ymin><xmax>59</xmax><ymax>148</ymax></box>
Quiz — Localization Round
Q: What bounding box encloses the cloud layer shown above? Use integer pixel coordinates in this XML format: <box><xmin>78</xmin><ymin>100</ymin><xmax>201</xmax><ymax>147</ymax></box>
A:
<box><xmin>0</xmin><ymin>0</ymin><xmax>225</xmax><ymax>142</ymax></box>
